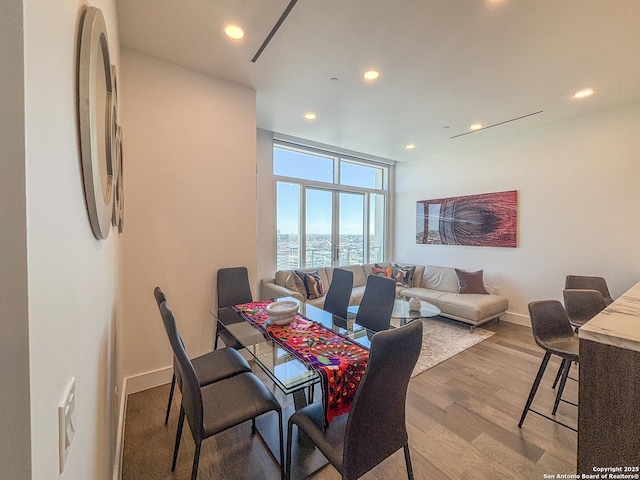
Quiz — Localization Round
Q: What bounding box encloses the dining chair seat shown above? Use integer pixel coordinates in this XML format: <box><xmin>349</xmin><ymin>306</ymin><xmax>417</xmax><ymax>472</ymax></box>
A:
<box><xmin>199</xmin><ymin>372</ymin><xmax>282</xmax><ymax>436</ymax></box>
<box><xmin>288</xmin><ymin>402</ymin><xmax>348</xmax><ymax>469</ymax></box>
<box><xmin>190</xmin><ymin>349</ymin><xmax>252</xmax><ymax>389</ymax></box>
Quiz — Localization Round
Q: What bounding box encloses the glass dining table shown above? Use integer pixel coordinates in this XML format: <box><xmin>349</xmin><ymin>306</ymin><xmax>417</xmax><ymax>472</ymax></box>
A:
<box><xmin>211</xmin><ymin>297</ymin><xmax>376</xmax><ymax>478</ymax></box>
<box><xmin>213</xmin><ymin>296</ymin><xmax>373</xmax><ymax>409</ymax></box>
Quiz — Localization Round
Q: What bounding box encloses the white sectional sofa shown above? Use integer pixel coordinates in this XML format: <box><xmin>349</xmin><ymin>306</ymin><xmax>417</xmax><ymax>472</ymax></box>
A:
<box><xmin>260</xmin><ymin>262</ymin><xmax>508</xmax><ymax>330</ymax></box>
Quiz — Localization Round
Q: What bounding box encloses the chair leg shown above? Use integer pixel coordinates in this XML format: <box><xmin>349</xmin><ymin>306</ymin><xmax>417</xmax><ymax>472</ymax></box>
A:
<box><xmin>285</xmin><ymin>419</ymin><xmax>294</xmax><ymax>480</ymax></box>
<box><xmin>278</xmin><ymin>410</ymin><xmax>285</xmax><ymax>480</ymax></box>
<box><xmin>172</xmin><ymin>406</ymin><xmax>185</xmax><ymax>471</ymax></box>
<box><xmin>552</xmin><ymin>359</ymin><xmax>566</xmax><ymax>389</ymax></box>
<box><xmin>165</xmin><ymin>373</ymin><xmax>176</xmax><ymax>425</ymax></box>
<box><xmin>214</xmin><ymin>330</ymin><xmax>220</xmax><ymax>350</ymax></box>
<box><xmin>519</xmin><ymin>351</ymin><xmax>551</xmax><ymax>428</ymax></box>
<box><xmin>191</xmin><ymin>441</ymin><xmax>201</xmax><ymax>480</ymax></box>
<box><xmin>553</xmin><ymin>360</ymin><xmax>571</xmax><ymax>415</ymax></box>
<box><xmin>403</xmin><ymin>444</ymin><xmax>414</xmax><ymax>480</ymax></box>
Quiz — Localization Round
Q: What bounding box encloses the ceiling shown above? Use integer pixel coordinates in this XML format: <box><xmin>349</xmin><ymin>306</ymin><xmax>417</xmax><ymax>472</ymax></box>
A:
<box><xmin>117</xmin><ymin>0</ymin><xmax>640</xmax><ymax>163</ymax></box>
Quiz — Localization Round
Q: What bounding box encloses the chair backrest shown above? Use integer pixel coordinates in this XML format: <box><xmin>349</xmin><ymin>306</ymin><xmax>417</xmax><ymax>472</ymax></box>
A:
<box><xmin>565</xmin><ymin>275</ymin><xmax>613</xmax><ymax>305</ymax></box>
<box><xmin>528</xmin><ymin>300</ymin><xmax>575</xmax><ymax>350</ymax></box>
<box><xmin>355</xmin><ymin>274</ymin><xmax>396</xmax><ymax>332</ymax></box>
<box><xmin>343</xmin><ymin>320</ymin><xmax>423</xmax><ymax>479</ymax></box>
<box><xmin>159</xmin><ymin>301</ymin><xmax>204</xmax><ymax>441</ymax></box>
<box><xmin>217</xmin><ymin>267</ymin><xmax>253</xmax><ymax>308</ymax></box>
<box><xmin>154</xmin><ymin>287</ymin><xmax>186</xmax><ymax>389</ymax></box>
<box><xmin>563</xmin><ymin>289</ymin><xmax>608</xmax><ymax>326</ymax></box>
<box><xmin>154</xmin><ymin>286</ymin><xmax>167</xmax><ymax>307</ymax></box>
<box><xmin>323</xmin><ymin>268</ymin><xmax>353</xmax><ymax>320</ymax></box>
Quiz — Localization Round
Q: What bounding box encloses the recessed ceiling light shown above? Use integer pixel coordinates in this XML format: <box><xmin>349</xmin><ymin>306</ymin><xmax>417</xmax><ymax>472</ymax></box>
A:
<box><xmin>574</xmin><ymin>88</ymin><xmax>595</xmax><ymax>99</ymax></box>
<box><xmin>304</xmin><ymin>112</ymin><xmax>317</xmax><ymax>121</ymax></box>
<box><xmin>469</xmin><ymin>123</ymin><xmax>483</xmax><ymax>131</ymax></box>
<box><xmin>224</xmin><ymin>24</ymin><xmax>245</xmax><ymax>40</ymax></box>
<box><xmin>405</xmin><ymin>144</ymin><xmax>416</xmax><ymax>150</ymax></box>
<box><xmin>363</xmin><ymin>70</ymin><xmax>380</xmax><ymax>81</ymax></box>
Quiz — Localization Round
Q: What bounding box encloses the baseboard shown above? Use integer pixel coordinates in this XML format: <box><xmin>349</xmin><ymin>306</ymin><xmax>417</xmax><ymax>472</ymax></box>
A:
<box><xmin>112</xmin><ymin>377</ymin><xmax>128</xmax><ymax>480</ymax></box>
<box><xmin>125</xmin><ymin>366</ymin><xmax>173</xmax><ymax>395</ymax></box>
<box><xmin>111</xmin><ymin>367</ymin><xmax>173</xmax><ymax>480</ymax></box>
<box><xmin>499</xmin><ymin>311</ymin><xmax>530</xmax><ymax>327</ymax></box>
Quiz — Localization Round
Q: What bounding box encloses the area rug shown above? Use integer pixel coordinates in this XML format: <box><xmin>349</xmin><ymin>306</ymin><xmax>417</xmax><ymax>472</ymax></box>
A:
<box><xmin>390</xmin><ymin>317</ymin><xmax>495</xmax><ymax>378</ymax></box>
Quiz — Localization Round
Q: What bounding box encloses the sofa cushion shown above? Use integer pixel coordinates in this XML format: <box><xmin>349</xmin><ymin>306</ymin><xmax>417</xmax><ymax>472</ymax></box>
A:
<box><xmin>327</xmin><ymin>265</ymin><xmax>367</xmax><ymax>288</ymax></box>
<box><xmin>392</xmin><ymin>263</ymin><xmax>416</xmax><ymax>287</ymax></box>
<box><xmin>400</xmin><ymin>287</ymin><xmax>448</xmax><ymax>304</ymax></box>
<box><xmin>295</xmin><ymin>270</ymin><xmax>326</xmax><ymax>299</ymax></box>
<box><xmin>435</xmin><ymin>293</ymin><xmax>508</xmax><ymax>322</ymax></box>
<box><xmin>420</xmin><ymin>265</ymin><xmax>460</xmax><ymax>293</ymax></box>
<box><xmin>410</xmin><ymin>265</ymin><xmax>425</xmax><ymax>287</ymax></box>
<box><xmin>372</xmin><ymin>265</ymin><xmax>393</xmax><ymax>278</ymax></box>
<box><xmin>276</xmin><ymin>267</ymin><xmax>330</xmax><ymax>290</ymax></box>
<box><xmin>285</xmin><ymin>273</ymin><xmax>306</xmax><ymax>296</ymax></box>
<box><xmin>455</xmin><ymin>269</ymin><xmax>489</xmax><ymax>295</ymax></box>
<box><xmin>362</xmin><ymin>262</ymin><xmax>390</xmax><ymax>276</ymax></box>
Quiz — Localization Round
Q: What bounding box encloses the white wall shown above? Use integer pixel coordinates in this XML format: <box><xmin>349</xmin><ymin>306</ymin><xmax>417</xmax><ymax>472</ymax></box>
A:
<box><xmin>395</xmin><ymin>101</ymin><xmax>640</xmax><ymax>323</ymax></box>
<box><xmin>119</xmin><ymin>50</ymin><xmax>257</xmax><ymax>385</ymax></box>
<box><xmin>256</xmin><ymin>128</ymin><xmax>276</xmax><ymax>284</ymax></box>
<box><xmin>20</xmin><ymin>0</ymin><xmax>121</xmax><ymax>478</ymax></box>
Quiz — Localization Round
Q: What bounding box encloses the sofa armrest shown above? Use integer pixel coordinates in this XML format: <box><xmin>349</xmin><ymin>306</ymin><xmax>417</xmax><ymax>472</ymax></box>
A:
<box><xmin>260</xmin><ymin>278</ymin><xmax>304</xmax><ymax>302</ymax></box>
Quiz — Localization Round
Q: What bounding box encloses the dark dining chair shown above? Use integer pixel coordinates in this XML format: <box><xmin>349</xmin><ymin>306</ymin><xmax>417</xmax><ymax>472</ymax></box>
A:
<box><xmin>565</xmin><ymin>275</ymin><xmax>613</xmax><ymax>306</ymax></box>
<box><xmin>215</xmin><ymin>267</ymin><xmax>254</xmax><ymax>350</ymax></box>
<box><xmin>153</xmin><ymin>287</ymin><xmax>251</xmax><ymax>425</ymax></box>
<box><xmin>159</xmin><ymin>301</ymin><xmax>285</xmax><ymax>480</ymax></box>
<box><xmin>519</xmin><ymin>300</ymin><xmax>579</xmax><ymax>431</ymax></box>
<box><xmin>323</xmin><ymin>268</ymin><xmax>354</xmax><ymax>320</ymax></box>
<box><xmin>285</xmin><ymin>320</ymin><xmax>422</xmax><ymax>480</ymax></box>
<box><xmin>563</xmin><ymin>288</ymin><xmax>608</xmax><ymax>330</ymax></box>
<box><xmin>355</xmin><ymin>274</ymin><xmax>396</xmax><ymax>332</ymax></box>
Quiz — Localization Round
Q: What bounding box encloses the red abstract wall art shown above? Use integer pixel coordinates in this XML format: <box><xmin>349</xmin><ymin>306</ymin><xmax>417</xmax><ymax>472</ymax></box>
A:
<box><xmin>416</xmin><ymin>190</ymin><xmax>518</xmax><ymax>247</ymax></box>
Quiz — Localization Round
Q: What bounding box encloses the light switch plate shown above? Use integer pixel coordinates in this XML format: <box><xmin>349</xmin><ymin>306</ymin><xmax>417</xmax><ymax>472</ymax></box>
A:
<box><xmin>58</xmin><ymin>377</ymin><xmax>76</xmax><ymax>473</ymax></box>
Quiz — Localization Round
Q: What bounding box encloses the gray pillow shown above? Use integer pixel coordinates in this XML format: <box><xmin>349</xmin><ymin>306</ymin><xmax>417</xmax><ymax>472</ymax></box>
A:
<box><xmin>455</xmin><ymin>269</ymin><xmax>489</xmax><ymax>294</ymax></box>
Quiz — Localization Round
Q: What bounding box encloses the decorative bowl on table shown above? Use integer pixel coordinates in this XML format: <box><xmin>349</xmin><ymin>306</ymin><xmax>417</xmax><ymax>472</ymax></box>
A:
<box><xmin>266</xmin><ymin>300</ymin><xmax>299</xmax><ymax>325</ymax></box>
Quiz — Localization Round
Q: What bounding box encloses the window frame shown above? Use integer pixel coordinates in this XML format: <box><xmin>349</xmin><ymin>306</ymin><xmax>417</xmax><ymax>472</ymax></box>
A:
<box><xmin>273</xmin><ymin>140</ymin><xmax>391</xmax><ymax>269</ymax></box>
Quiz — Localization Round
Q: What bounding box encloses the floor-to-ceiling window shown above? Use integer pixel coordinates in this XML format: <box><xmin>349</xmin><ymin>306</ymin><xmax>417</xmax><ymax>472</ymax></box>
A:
<box><xmin>274</xmin><ymin>141</ymin><xmax>390</xmax><ymax>270</ymax></box>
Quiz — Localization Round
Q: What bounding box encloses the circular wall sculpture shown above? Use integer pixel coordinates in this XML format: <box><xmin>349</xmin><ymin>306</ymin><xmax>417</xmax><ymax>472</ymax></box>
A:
<box><xmin>78</xmin><ymin>6</ymin><xmax>115</xmax><ymax>240</ymax></box>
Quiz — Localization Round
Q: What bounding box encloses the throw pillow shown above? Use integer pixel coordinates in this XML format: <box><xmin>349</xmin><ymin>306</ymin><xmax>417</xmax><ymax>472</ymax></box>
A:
<box><xmin>372</xmin><ymin>265</ymin><xmax>393</xmax><ymax>278</ymax></box>
<box><xmin>455</xmin><ymin>269</ymin><xmax>489</xmax><ymax>295</ymax></box>
<box><xmin>392</xmin><ymin>264</ymin><xmax>416</xmax><ymax>287</ymax></box>
<box><xmin>295</xmin><ymin>270</ymin><xmax>326</xmax><ymax>299</ymax></box>
<box><xmin>285</xmin><ymin>273</ymin><xmax>306</xmax><ymax>296</ymax></box>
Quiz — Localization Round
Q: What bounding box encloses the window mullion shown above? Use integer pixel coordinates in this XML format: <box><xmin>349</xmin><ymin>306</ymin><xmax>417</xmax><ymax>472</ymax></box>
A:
<box><xmin>300</xmin><ymin>186</ymin><xmax>307</xmax><ymax>268</ymax></box>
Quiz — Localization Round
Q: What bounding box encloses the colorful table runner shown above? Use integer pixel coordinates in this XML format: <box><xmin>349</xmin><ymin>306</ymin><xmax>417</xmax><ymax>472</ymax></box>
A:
<box><xmin>233</xmin><ymin>300</ymin><xmax>369</xmax><ymax>424</ymax></box>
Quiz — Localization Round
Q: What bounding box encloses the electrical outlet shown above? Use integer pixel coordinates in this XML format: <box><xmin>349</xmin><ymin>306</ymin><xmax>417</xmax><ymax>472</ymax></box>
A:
<box><xmin>58</xmin><ymin>377</ymin><xmax>76</xmax><ymax>473</ymax></box>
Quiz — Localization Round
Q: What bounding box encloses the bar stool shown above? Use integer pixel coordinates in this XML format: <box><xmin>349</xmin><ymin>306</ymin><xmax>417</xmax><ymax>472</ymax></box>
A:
<box><xmin>563</xmin><ymin>288</ymin><xmax>608</xmax><ymax>331</ymax></box>
<box><xmin>565</xmin><ymin>275</ymin><xmax>613</xmax><ymax>306</ymax></box>
<box><xmin>519</xmin><ymin>300</ymin><xmax>579</xmax><ymax>431</ymax></box>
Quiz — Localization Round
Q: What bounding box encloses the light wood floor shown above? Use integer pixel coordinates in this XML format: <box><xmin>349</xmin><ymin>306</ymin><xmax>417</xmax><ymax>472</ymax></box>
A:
<box><xmin>122</xmin><ymin>321</ymin><xmax>578</xmax><ymax>479</ymax></box>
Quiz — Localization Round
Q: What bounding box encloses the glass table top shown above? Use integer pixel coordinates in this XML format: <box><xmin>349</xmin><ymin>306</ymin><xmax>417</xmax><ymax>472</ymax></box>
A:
<box><xmin>213</xmin><ymin>297</ymin><xmax>373</xmax><ymax>396</ymax></box>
